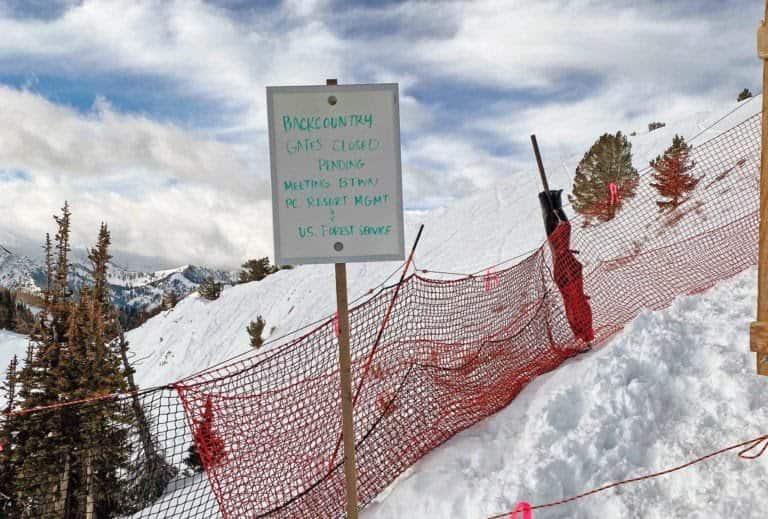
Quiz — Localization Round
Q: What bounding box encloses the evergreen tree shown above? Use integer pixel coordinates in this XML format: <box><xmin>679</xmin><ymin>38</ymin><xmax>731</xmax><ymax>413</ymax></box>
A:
<box><xmin>199</xmin><ymin>276</ymin><xmax>222</xmax><ymax>300</ymax></box>
<box><xmin>650</xmin><ymin>135</ymin><xmax>700</xmax><ymax>213</ymax></box>
<box><xmin>118</xmin><ymin>304</ymin><xmax>163</xmax><ymax>331</ymax></box>
<box><xmin>0</xmin><ymin>355</ymin><xmax>18</xmax><ymax>513</ymax></box>
<box><xmin>738</xmin><ymin>88</ymin><xmax>753</xmax><ymax>102</ymax></box>
<box><xmin>10</xmin><ymin>204</ymin><xmax>74</xmax><ymax>516</ymax></box>
<box><xmin>569</xmin><ymin>132</ymin><xmax>640</xmax><ymax>225</ymax></box>
<box><xmin>182</xmin><ymin>443</ymin><xmax>204</xmax><ymax>475</ymax></box>
<box><xmin>239</xmin><ymin>257</ymin><xmax>277</xmax><ymax>283</ymax></box>
<box><xmin>6</xmin><ymin>208</ymin><xmax>137</xmax><ymax>517</ymax></box>
<box><xmin>0</xmin><ymin>288</ymin><xmax>35</xmax><ymax>333</ymax></box>
<box><xmin>0</xmin><ymin>289</ymin><xmax>12</xmax><ymax>330</ymax></box>
<box><xmin>162</xmin><ymin>290</ymin><xmax>179</xmax><ymax>310</ymax></box>
<box><xmin>247</xmin><ymin>316</ymin><xmax>266</xmax><ymax>348</ymax></box>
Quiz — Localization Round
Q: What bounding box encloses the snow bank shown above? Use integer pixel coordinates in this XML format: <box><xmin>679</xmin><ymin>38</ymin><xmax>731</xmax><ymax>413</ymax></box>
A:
<box><xmin>363</xmin><ymin>268</ymin><xmax>768</xmax><ymax>518</ymax></box>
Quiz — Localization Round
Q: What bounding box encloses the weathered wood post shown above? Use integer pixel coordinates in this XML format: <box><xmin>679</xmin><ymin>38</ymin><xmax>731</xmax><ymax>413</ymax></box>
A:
<box><xmin>267</xmin><ymin>77</ymin><xmax>404</xmax><ymax>516</ymax></box>
<box><xmin>326</xmin><ymin>78</ymin><xmax>360</xmax><ymax>518</ymax></box>
<box><xmin>751</xmin><ymin>5</ymin><xmax>768</xmax><ymax>376</ymax></box>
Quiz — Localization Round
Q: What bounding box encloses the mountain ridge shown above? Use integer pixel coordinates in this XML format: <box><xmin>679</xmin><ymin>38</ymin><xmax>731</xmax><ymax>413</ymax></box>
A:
<box><xmin>0</xmin><ymin>244</ymin><xmax>238</xmax><ymax>315</ymax></box>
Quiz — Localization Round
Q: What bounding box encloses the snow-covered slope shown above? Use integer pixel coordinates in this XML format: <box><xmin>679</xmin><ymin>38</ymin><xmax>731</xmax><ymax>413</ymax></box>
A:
<box><xmin>128</xmin><ymin>266</ymin><xmax>768</xmax><ymax>519</ymax></box>
<box><xmin>0</xmin><ymin>245</ymin><xmax>44</xmax><ymax>295</ymax></box>
<box><xmin>128</xmin><ymin>97</ymin><xmax>761</xmax><ymax>390</ymax></box>
<box><xmin>363</xmin><ymin>267</ymin><xmax>768</xmax><ymax>518</ymax></box>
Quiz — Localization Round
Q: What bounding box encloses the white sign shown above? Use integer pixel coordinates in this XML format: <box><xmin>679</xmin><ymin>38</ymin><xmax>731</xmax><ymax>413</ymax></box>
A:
<box><xmin>267</xmin><ymin>83</ymin><xmax>405</xmax><ymax>265</ymax></box>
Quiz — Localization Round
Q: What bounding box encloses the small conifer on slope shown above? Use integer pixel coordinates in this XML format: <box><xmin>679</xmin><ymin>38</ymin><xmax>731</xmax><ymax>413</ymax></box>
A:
<box><xmin>650</xmin><ymin>135</ymin><xmax>700</xmax><ymax>213</ymax></box>
<box><xmin>738</xmin><ymin>88</ymin><xmax>753</xmax><ymax>102</ymax></box>
<box><xmin>199</xmin><ymin>276</ymin><xmax>223</xmax><ymax>300</ymax></box>
<box><xmin>239</xmin><ymin>257</ymin><xmax>277</xmax><ymax>283</ymax></box>
<box><xmin>569</xmin><ymin>131</ymin><xmax>640</xmax><ymax>225</ymax></box>
<box><xmin>247</xmin><ymin>316</ymin><xmax>266</xmax><ymax>348</ymax></box>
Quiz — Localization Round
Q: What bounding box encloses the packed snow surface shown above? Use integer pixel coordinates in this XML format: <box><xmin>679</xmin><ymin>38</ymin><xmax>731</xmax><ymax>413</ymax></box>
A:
<box><xmin>362</xmin><ymin>267</ymin><xmax>768</xmax><ymax>519</ymax></box>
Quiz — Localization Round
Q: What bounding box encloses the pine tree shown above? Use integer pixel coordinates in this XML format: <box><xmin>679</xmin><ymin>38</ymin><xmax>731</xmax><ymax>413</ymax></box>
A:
<box><xmin>650</xmin><ymin>135</ymin><xmax>700</xmax><ymax>213</ymax></box>
<box><xmin>182</xmin><ymin>443</ymin><xmax>204</xmax><ymax>475</ymax></box>
<box><xmin>199</xmin><ymin>276</ymin><xmax>223</xmax><ymax>300</ymax></box>
<box><xmin>0</xmin><ymin>355</ymin><xmax>18</xmax><ymax>513</ymax></box>
<box><xmin>0</xmin><ymin>289</ymin><xmax>12</xmax><ymax>330</ymax></box>
<box><xmin>569</xmin><ymin>132</ymin><xmax>640</xmax><ymax>225</ymax></box>
<box><xmin>247</xmin><ymin>316</ymin><xmax>266</xmax><ymax>348</ymax></box>
<box><xmin>0</xmin><ymin>289</ymin><xmax>35</xmax><ymax>333</ymax></box>
<box><xmin>11</xmin><ymin>204</ymin><xmax>74</xmax><ymax>516</ymax></box>
<box><xmin>162</xmin><ymin>290</ymin><xmax>179</xmax><ymax>310</ymax></box>
<box><xmin>7</xmin><ymin>209</ymin><xmax>139</xmax><ymax>517</ymax></box>
<box><xmin>738</xmin><ymin>88</ymin><xmax>753</xmax><ymax>102</ymax></box>
<box><xmin>239</xmin><ymin>257</ymin><xmax>277</xmax><ymax>283</ymax></box>
<box><xmin>70</xmin><ymin>222</ymin><xmax>133</xmax><ymax>516</ymax></box>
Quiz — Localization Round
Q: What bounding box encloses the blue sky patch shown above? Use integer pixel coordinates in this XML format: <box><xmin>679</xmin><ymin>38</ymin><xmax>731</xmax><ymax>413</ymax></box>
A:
<box><xmin>2</xmin><ymin>0</ymin><xmax>78</xmax><ymax>21</ymax></box>
<box><xmin>0</xmin><ymin>71</ymin><xmax>231</xmax><ymax>131</ymax></box>
<box><xmin>0</xmin><ymin>169</ymin><xmax>31</xmax><ymax>183</ymax></box>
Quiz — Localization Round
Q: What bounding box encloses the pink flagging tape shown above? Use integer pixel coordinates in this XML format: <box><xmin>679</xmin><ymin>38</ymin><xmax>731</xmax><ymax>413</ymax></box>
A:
<box><xmin>608</xmin><ymin>182</ymin><xmax>621</xmax><ymax>204</ymax></box>
<box><xmin>510</xmin><ymin>501</ymin><xmax>532</xmax><ymax>519</ymax></box>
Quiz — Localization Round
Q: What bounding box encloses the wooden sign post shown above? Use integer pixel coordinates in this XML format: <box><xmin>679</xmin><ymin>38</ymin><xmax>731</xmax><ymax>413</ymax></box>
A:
<box><xmin>328</xmin><ymin>78</ymin><xmax>359</xmax><ymax>519</ymax></box>
<box><xmin>266</xmin><ymin>78</ymin><xmax>404</xmax><ymax>516</ymax></box>
<box><xmin>751</xmin><ymin>4</ymin><xmax>768</xmax><ymax>376</ymax></box>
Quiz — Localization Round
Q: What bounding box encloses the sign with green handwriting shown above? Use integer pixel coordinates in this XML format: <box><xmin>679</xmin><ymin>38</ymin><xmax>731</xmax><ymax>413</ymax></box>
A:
<box><xmin>267</xmin><ymin>83</ymin><xmax>404</xmax><ymax>264</ymax></box>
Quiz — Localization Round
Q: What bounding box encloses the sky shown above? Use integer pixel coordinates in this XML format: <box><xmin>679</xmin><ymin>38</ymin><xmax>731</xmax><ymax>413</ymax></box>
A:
<box><xmin>0</xmin><ymin>0</ymin><xmax>761</xmax><ymax>269</ymax></box>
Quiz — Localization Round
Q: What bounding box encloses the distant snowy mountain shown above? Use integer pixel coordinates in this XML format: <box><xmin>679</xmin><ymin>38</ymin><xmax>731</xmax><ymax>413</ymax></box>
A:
<box><xmin>0</xmin><ymin>244</ymin><xmax>237</xmax><ymax>315</ymax></box>
<box><xmin>67</xmin><ymin>261</ymin><xmax>237</xmax><ymax>315</ymax></box>
<box><xmin>0</xmin><ymin>245</ymin><xmax>45</xmax><ymax>295</ymax></box>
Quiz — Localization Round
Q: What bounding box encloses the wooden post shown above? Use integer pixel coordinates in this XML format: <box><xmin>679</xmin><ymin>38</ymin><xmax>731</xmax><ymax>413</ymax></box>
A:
<box><xmin>328</xmin><ymin>78</ymin><xmax>360</xmax><ymax>518</ymax></box>
<box><xmin>530</xmin><ymin>134</ymin><xmax>551</xmax><ymax>194</ymax></box>
<box><xmin>752</xmin><ymin>7</ymin><xmax>768</xmax><ymax>376</ymax></box>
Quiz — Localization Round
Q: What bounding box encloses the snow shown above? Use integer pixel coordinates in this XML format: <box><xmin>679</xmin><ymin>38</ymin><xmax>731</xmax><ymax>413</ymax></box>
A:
<box><xmin>106</xmin><ymin>264</ymin><xmax>189</xmax><ymax>288</ymax></box>
<box><xmin>0</xmin><ymin>245</ymin><xmax>42</xmax><ymax>295</ymax></box>
<box><xmin>128</xmin><ymin>267</ymin><xmax>768</xmax><ymax>519</ymax></box>
<box><xmin>128</xmin><ymin>97</ymin><xmax>762</xmax><ymax>391</ymax></box>
<box><xmin>362</xmin><ymin>267</ymin><xmax>768</xmax><ymax>519</ymax></box>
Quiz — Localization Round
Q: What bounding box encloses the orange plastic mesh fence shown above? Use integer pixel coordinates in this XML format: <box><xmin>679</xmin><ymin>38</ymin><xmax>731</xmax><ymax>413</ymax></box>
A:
<box><xmin>1</xmin><ymin>113</ymin><xmax>761</xmax><ymax>518</ymax></box>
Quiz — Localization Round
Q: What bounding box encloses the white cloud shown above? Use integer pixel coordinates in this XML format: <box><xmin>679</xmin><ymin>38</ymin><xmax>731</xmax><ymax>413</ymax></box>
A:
<box><xmin>1</xmin><ymin>175</ymin><xmax>272</xmax><ymax>269</ymax></box>
<box><xmin>0</xmin><ymin>0</ymin><xmax>761</xmax><ymax>268</ymax></box>
<box><xmin>0</xmin><ymin>86</ymin><xmax>256</xmax><ymax>194</ymax></box>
